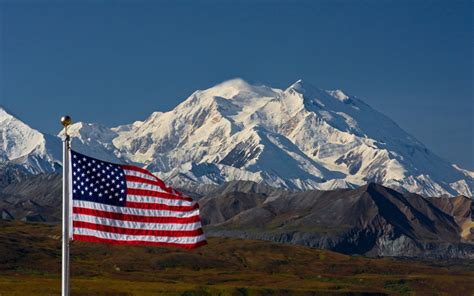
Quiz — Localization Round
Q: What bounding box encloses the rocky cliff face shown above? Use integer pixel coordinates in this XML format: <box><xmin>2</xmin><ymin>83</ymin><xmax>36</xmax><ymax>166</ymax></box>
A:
<box><xmin>0</xmin><ymin>173</ymin><xmax>61</xmax><ymax>222</ymax></box>
<box><xmin>201</xmin><ymin>183</ymin><xmax>473</xmax><ymax>258</ymax></box>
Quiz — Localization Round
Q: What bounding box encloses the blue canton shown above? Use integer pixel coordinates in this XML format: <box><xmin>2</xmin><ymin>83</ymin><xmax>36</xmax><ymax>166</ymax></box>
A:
<box><xmin>71</xmin><ymin>150</ymin><xmax>127</xmax><ymax>207</ymax></box>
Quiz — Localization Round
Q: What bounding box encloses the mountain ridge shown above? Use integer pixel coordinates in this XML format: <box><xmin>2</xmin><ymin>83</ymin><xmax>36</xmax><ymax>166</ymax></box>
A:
<box><xmin>0</xmin><ymin>106</ymin><xmax>61</xmax><ymax>173</ymax></box>
<box><xmin>202</xmin><ymin>181</ymin><xmax>473</xmax><ymax>258</ymax></box>
<box><xmin>1</xmin><ymin>174</ymin><xmax>471</xmax><ymax>258</ymax></box>
<box><xmin>0</xmin><ymin>79</ymin><xmax>472</xmax><ymax>197</ymax></box>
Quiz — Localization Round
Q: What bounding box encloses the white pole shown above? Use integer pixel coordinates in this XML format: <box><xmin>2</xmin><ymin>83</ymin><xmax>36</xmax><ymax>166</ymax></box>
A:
<box><xmin>61</xmin><ymin>115</ymin><xmax>71</xmax><ymax>296</ymax></box>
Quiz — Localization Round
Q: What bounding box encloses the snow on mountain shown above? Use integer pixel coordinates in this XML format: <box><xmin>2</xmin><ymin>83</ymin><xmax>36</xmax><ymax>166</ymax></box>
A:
<box><xmin>0</xmin><ymin>107</ymin><xmax>61</xmax><ymax>173</ymax></box>
<box><xmin>58</xmin><ymin>122</ymin><xmax>124</xmax><ymax>163</ymax></box>
<box><xmin>2</xmin><ymin>79</ymin><xmax>472</xmax><ymax>197</ymax></box>
<box><xmin>109</xmin><ymin>78</ymin><xmax>473</xmax><ymax>197</ymax></box>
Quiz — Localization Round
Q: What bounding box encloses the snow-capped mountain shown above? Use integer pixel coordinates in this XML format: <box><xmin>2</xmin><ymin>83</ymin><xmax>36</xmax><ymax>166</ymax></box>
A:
<box><xmin>1</xmin><ymin>79</ymin><xmax>472</xmax><ymax>197</ymax></box>
<box><xmin>0</xmin><ymin>107</ymin><xmax>61</xmax><ymax>173</ymax></box>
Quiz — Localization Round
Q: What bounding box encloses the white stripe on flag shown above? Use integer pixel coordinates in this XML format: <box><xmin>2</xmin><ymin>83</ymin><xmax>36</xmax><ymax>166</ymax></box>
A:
<box><xmin>73</xmin><ymin>214</ymin><xmax>202</xmax><ymax>231</ymax></box>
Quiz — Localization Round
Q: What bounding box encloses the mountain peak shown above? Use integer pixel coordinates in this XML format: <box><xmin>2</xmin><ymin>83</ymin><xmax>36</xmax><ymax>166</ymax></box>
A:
<box><xmin>0</xmin><ymin>106</ymin><xmax>15</xmax><ymax>121</ymax></box>
<box><xmin>62</xmin><ymin>121</ymin><xmax>117</xmax><ymax>139</ymax></box>
<box><xmin>327</xmin><ymin>89</ymin><xmax>350</xmax><ymax>102</ymax></box>
<box><xmin>285</xmin><ymin>79</ymin><xmax>329</xmax><ymax>101</ymax></box>
<box><xmin>202</xmin><ymin>78</ymin><xmax>280</xmax><ymax>101</ymax></box>
<box><xmin>287</xmin><ymin>81</ymin><xmax>352</xmax><ymax>104</ymax></box>
<box><xmin>0</xmin><ymin>106</ymin><xmax>61</xmax><ymax>172</ymax></box>
<box><xmin>215</xmin><ymin>78</ymin><xmax>252</xmax><ymax>89</ymax></box>
<box><xmin>1</xmin><ymin>79</ymin><xmax>472</xmax><ymax>197</ymax></box>
<box><xmin>287</xmin><ymin>79</ymin><xmax>317</xmax><ymax>92</ymax></box>
<box><xmin>204</xmin><ymin>78</ymin><xmax>254</xmax><ymax>98</ymax></box>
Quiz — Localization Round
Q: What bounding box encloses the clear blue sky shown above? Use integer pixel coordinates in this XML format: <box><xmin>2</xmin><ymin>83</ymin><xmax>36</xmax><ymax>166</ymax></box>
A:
<box><xmin>1</xmin><ymin>0</ymin><xmax>472</xmax><ymax>169</ymax></box>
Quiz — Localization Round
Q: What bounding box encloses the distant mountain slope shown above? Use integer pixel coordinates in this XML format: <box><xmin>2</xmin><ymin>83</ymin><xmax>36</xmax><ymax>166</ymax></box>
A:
<box><xmin>202</xmin><ymin>183</ymin><xmax>473</xmax><ymax>258</ymax></box>
<box><xmin>1</xmin><ymin>175</ymin><xmax>471</xmax><ymax>258</ymax></box>
<box><xmin>63</xmin><ymin>79</ymin><xmax>474</xmax><ymax>197</ymax></box>
<box><xmin>0</xmin><ymin>173</ymin><xmax>61</xmax><ymax>221</ymax></box>
<box><xmin>0</xmin><ymin>107</ymin><xmax>61</xmax><ymax>173</ymax></box>
<box><xmin>1</xmin><ymin>78</ymin><xmax>473</xmax><ymax>197</ymax></box>
<box><xmin>426</xmin><ymin>195</ymin><xmax>473</xmax><ymax>241</ymax></box>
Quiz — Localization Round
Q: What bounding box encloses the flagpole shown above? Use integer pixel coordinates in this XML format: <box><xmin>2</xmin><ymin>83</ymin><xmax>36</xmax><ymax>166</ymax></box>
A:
<box><xmin>61</xmin><ymin>115</ymin><xmax>72</xmax><ymax>296</ymax></box>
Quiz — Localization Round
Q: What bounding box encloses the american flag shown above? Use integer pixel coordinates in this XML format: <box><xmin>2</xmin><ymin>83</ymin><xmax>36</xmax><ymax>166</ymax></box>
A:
<box><xmin>70</xmin><ymin>150</ymin><xmax>206</xmax><ymax>249</ymax></box>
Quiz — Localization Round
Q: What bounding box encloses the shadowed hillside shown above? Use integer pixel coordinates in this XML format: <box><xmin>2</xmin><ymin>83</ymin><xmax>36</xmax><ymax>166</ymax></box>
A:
<box><xmin>0</xmin><ymin>175</ymin><xmax>472</xmax><ymax>258</ymax></box>
<box><xmin>0</xmin><ymin>221</ymin><xmax>473</xmax><ymax>295</ymax></box>
<box><xmin>203</xmin><ymin>183</ymin><xmax>473</xmax><ymax>258</ymax></box>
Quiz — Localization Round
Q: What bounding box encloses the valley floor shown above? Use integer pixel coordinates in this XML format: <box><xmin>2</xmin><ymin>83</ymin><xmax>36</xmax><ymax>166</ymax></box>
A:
<box><xmin>0</xmin><ymin>221</ymin><xmax>473</xmax><ymax>295</ymax></box>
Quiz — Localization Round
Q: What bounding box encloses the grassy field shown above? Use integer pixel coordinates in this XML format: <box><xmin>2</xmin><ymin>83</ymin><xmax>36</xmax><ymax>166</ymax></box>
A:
<box><xmin>0</xmin><ymin>221</ymin><xmax>472</xmax><ymax>295</ymax></box>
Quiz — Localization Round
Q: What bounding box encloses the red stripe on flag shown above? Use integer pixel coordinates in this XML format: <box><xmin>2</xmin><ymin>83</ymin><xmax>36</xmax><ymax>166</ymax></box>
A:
<box><xmin>73</xmin><ymin>234</ymin><xmax>207</xmax><ymax>249</ymax></box>
<box><xmin>73</xmin><ymin>221</ymin><xmax>203</xmax><ymax>237</ymax></box>
<box><xmin>126</xmin><ymin>201</ymin><xmax>198</xmax><ymax>211</ymax></box>
<box><xmin>127</xmin><ymin>188</ymin><xmax>194</xmax><ymax>202</ymax></box>
<box><xmin>73</xmin><ymin>207</ymin><xmax>201</xmax><ymax>224</ymax></box>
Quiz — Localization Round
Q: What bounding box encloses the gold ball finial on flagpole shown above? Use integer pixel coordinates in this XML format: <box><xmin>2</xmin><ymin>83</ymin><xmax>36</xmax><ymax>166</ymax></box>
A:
<box><xmin>61</xmin><ymin>115</ymin><xmax>72</xmax><ymax>127</ymax></box>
